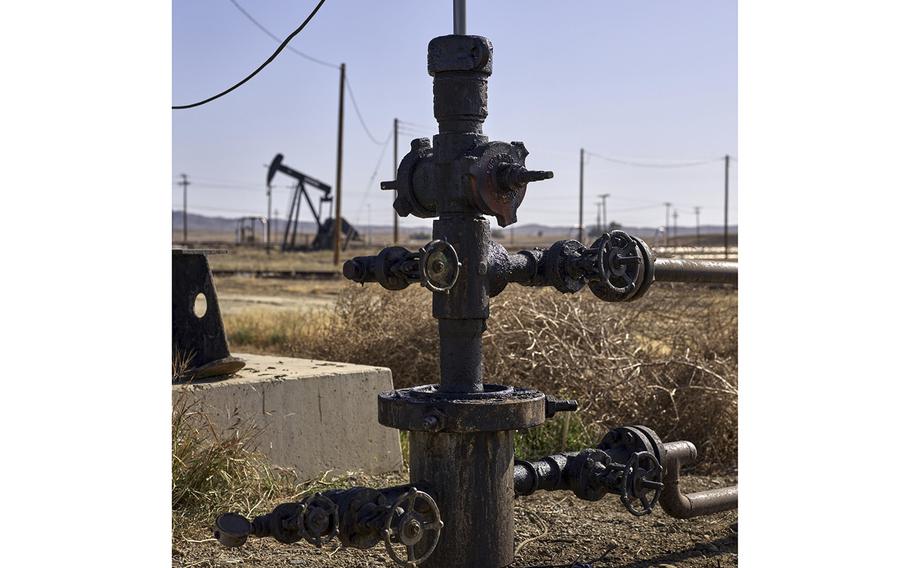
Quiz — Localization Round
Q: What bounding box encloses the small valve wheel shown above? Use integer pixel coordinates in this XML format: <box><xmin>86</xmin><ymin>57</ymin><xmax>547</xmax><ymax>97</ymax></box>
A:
<box><xmin>382</xmin><ymin>488</ymin><xmax>444</xmax><ymax>567</ymax></box>
<box><xmin>419</xmin><ymin>240</ymin><xmax>461</xmax><ymax>293</ymax></box>
<box><xmin>619</xmin><ymin>451</ymin><xmax>664</xmax><ymax>517</ymax></box>
<box><xmin>300</xmin><ymin>493</ymin><xmax>339</xmax><ymax>547</ymax></box>
<box><xmin>589</xmin><ymin>230</ymin><xmax>646</xmax><ymax>302</ymax></box>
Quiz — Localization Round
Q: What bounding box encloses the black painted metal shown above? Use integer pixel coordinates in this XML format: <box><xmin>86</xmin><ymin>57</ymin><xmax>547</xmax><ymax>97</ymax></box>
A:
<box><xmin>172</xmin><ymin>249</ymin><xmax>245</xmax><ymax>380</ymax></box>
<box><xmin>214</xmin><ymin>27</ymin><xmax>738</xmax><ymax>568</ymax></box>
<box><xmin>214</xmin><ymin>483</ymin><xmax>444</xmax><ymax>564</ymax></box>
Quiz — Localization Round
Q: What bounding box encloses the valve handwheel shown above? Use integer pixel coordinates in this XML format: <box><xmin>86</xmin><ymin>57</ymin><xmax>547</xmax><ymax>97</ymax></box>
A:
<box><xmin>419</xmin><ymin>240</ymin><xmax>461</xmax><ymax>293</ymax></box>
<box><xmin>382</xmin><ymin>488</ymin><xmax>444</xmax><ymax>567</ymax></box>
<box><xmin>619</xmin><ymin>451</ymin><xmax>664</xmax><ymax>516</ymax></box>
<box><xmin>300</xmin><ymin>492</ymin><xmax>339</xmax><ymax>547</ymax></box>
<box><xmin>589</xmin><ymin>230</ymin><xmax>645</xmax><ymax>301</ymax></box>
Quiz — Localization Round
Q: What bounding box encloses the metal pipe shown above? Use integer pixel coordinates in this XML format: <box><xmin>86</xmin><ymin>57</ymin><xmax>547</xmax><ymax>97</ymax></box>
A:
<box><xmin>453</xmin><ymin>0</ymin><xmax>466</xmax><ymax>35</ymax></box>
<box><xmin>659</xmin><ymin>441</ymin><xmax>738</xmax><ymax>519</ymax></box>
<box><xmin>654</xmin><ymin>258</ymin><xmax>738</xmax><ymax>285</ymax></box>
<box><xmin>411</xmin><ymin>430</ymin><xmax>514</xmax><ymax>567</ymax></box>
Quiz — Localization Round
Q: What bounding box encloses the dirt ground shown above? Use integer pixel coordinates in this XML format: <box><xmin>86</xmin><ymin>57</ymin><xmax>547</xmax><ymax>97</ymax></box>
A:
<box><xmin>215</xmin><ymin>276</ymin><xmax>344</xmax><ymax>315</ymax></box>
<box><xmin>173</xmin><ymin>474</ymin><xmax>736</xmax><ymax>568</ymax></box>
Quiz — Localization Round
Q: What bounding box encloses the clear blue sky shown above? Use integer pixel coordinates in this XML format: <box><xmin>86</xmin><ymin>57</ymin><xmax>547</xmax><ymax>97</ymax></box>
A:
<box><xmin>173</xmin><ymin>0</ymin><xmax>737</xmax><ymax>230</ymax></box>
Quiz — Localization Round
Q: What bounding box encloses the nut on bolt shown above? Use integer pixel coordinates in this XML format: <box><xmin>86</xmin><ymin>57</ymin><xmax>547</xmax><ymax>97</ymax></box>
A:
<box><xmin>545</xmin><ymin>396</ymin><xmax>579</xmax><ymax>418</ymax></box>
<box><xmin>422</xmin><ymin>410</ymin><xmax>445</xmax><ymax>432</ymax></box>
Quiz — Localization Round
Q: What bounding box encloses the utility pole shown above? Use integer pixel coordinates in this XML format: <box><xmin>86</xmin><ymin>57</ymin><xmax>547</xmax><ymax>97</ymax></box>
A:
<box><xmin>723</xmin><ymin>154</ymin><xmax>730</xmax><ymax>260</ymax></box>
<box><xmin>266</xmin><ymin>183</ymin><xmax>272</xmax><ymax>254</ymax></box>
<box><xmin>393</xmin><ymin>118</ymin><xmax>399</xmax><ymax>244</ymax></box>
<box><xmin>595</xmin><ymin>202</ymin><xmax>601</xmax><ymax>234</ymax></box>
<box><xmin>333</xmin><ymin>63</ymin><xmax>346</xmax><ymax>265</ymax></box>
<box><xmin>672</xmin><ymin>209</ymin><xmax>678</xmax><ymax>241</ymax></box>
<box><xmin>578</xmin><ymin>148</ymin><xmax>584</xmax><ymax>241</ymax></box>
<box><xmin>598</xmin><ymin>193</ymin><xmax>610</xmax><ymax>232</ymax></box>
<box><xmin>179</xmin><ymin>173</ymin><xmax>190</xmax><ymax>246</ymax></box>
<box><xmin>694</xmin><ymin>206</ymin><xmax>701</xmax><ymax>247</ymax></box>
<box><xmin>664</xmin><ymin>202</ymin><xmax>672</xmax><ymax>247</ymax></box>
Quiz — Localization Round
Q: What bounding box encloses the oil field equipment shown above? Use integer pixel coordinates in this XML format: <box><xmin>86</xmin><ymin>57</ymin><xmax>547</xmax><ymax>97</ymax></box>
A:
<box><xmin>266</xmin><ymin>153</ymin><xmax>360</xmax><ymax>251</ymax></box>
<box><xmin>216</xmin><ymin>8</ymin><xmax>737</xmax><ymax>567</ymax></box>
<box><xmin>234</xmin><ymin>216</ymin><xmax>264</xmax><ymax>245</ymax></box>
<box><xmin>172</xmin><ymin>249</ymin><xmax>244</xmax><ymax>380</ymax></box>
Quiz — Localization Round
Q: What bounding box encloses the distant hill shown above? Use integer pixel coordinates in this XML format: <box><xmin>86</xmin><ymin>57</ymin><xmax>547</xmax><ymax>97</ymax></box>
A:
<box><xmin>172</xmin><ymin>211</ymin><xmax>736</xmax><ymax>238</ymax></box>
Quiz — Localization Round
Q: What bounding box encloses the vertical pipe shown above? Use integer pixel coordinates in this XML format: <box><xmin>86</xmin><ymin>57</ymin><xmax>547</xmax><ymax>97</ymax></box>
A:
<box><xmin>578</xmin><ymin>148</ymin><xmax>584</xmax><ymax>241</ymax></box>
<box><xmin>334</xmin><ymin>63</ymin><xmax>346</xmax><ymax>264</ymax></box>
<box><xmin>453</xmin><ymin>0</ymin><xmax>466</xmax><ymax>35</ymax></box>
<box><xmin>393</xmin><ymin>118</ymin><xmax>399</xmax><ymax>244</ymax></box>
<box><xmin>410</xmin><ymin>430</ymin><xmax>514</xmax><ymax>568</ymax></box>
<box><xmin>724</xmin><ymin>154</ymin><xmax>730</xmax><ymax>259</ymax></box>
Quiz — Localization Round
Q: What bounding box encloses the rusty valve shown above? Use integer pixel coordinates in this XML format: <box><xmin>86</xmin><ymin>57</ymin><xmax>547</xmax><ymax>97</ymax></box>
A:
<box><xmin>382</xmin><ymin>488</ymin><xmax>444</xmax><ymax>567</ymax></box>
<box><xmin>468</xmin><ymin>141</ymin><xmax>553</xmax><ymax>227</ymax></box>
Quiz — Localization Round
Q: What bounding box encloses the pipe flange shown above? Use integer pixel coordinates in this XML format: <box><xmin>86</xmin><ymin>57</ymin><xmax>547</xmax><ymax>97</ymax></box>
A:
<box><xmin>627</xmin><ymin>236</ymin><xmax>656</xmax><ymax>301</ymax></box>
<box><xmin>545</xmin><ymin>240</ymin><xmax>586</xmax><ymax>293</ymax></box>
<box><xmin>376</xmin><ymin>246</ymin><xmax>417</xmax><ymax>291</ymax></box>
<box><xmin>378</xmin><ymin>385</ymin><xmax>546</xmax><ymax>432</ymax></box>
<box><xmin>571</xmin><ymin>448</ymin><xmax>612</xmax><ymax>501</ymax></box>
<box><xmin>335</xmin><ymin>488</ymin><xmax>387</xmax><ymax>549</ymax></box>
<box><xmin>300</xmin><ymin>493</ymin><xmax>339</xmax><ymax>547</ymax></box>
<box><xmin>267</xmin><ymin>502</ymin><xmax>306</xmax><ymax>544</ymax></box>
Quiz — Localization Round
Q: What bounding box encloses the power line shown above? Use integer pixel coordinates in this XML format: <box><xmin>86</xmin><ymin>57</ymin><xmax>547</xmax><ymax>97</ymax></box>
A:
<box><xmin>227</xmin><ymin>0</ymin><xmax>384</xmax><ymax>147</ymax></box>
<box><xmin>172</xmin><ymin>0</ymin><xmax>328</xmax><ymax>109</ymax></box>
<box><xmin>227</xmin><ymin>0</ymin><xmax>338</xmax><ymax>69</ymax></box>
<box><xmin>345</xmin><ymin>76</ymin><xmax>385</xmax><ymax>145</ymax></box>
<box><xmin>585</xmin><ymin>150</ymin><xmax>726</xmax><ymax>169</ymax></box>
<box><xmin>353</xmin><ymin>129</ymin><xmax>395</xmax><ymax>223</ymax></box>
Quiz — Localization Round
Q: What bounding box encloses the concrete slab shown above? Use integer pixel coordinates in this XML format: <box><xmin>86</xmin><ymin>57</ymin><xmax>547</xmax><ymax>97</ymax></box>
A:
<box><xmin>173</xmin><ymin>353</ymin><xmax>402</xmax><ymax>479</ymax></box>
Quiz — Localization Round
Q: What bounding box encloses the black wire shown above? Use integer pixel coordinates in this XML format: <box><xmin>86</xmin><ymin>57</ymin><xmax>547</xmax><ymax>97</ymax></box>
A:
<box><xmin>227</xmin><ymin>0</ymin><xmax>382</xmax><ymax>146</ymax></box>
<box><xmin>172</xmin><ymin>0</ymin><xmax>328</xmax><ymax>110</ymax></box>
<box><xmin>586</xmin><ymin>150</ymin><xmax>723</xmax><ymax>169</ymax></box>
<box><xmin>345</xmin><ymin>76</ymin><xmax>385</xmax><ymax>145</ymax></box>
<box><xmin>228</xmin><ymin>0</ymin><xmax>338</xmax><ymax>70</ymax></box>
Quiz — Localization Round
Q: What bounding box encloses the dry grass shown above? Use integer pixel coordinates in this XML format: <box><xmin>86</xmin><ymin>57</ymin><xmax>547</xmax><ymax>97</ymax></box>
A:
<box><xmin>224</xmin><ymin>283</ymin><xmax>737</xmax><ymax>469</ymax></box>
<box><xmin>171</xmin><ymin>395</ymin><xmax>301</xmax><ymax>538</ymax></box>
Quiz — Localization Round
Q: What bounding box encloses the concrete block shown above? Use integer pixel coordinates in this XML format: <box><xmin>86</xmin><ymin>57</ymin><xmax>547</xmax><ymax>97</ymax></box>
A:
<box><xmin>173</xmin><ymin>353</ymin><xmax>403</xmax><ymax>479</ymax></box>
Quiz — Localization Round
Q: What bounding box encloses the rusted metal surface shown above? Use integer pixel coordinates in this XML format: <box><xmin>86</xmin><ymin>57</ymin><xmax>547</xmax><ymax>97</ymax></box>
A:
<box><xmin>410</xmin><ymin>430</ymin><xmax>514</xmax><ymax>568</ymax></box>
<box><xmin>172</xmin><ymin>249</ymin><xmax>245</xmax><ymax>380</ymax></box>
<box><xmin>654</xmin><ymin>258</ymin><xmax>738</xmax><ymax>285</ymax></box>
<box><xmin>378</xmin><ymin>385</ymin><xmax>547</xmax><ymax>433</ymax></box>
<box><xmin>217</xmin><ymin>22</ymin><xmax>737</xmax><ymax>568</ymax></box>
<box><xmin>659</xmin><ymin>441</ymin><xmax>739</xmax><ymax>519</ymax></box>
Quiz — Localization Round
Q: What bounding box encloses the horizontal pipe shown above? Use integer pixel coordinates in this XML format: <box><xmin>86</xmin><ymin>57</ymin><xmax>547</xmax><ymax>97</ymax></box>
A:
<box><xmin>659</xmin><ymin>441</ymin><xmax>738</xmax><ymax>519</ymax></box>
<box><xmin>654</xmin><ymin>258</ymin><xmax>738</xmax><ymax>285</ymax></box>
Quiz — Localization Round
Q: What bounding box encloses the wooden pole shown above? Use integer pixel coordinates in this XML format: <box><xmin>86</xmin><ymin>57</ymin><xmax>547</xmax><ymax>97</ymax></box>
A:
<box><xmin>333</xmin><ymin>63</ymin><xmax>346</xmax><ymax>265</ymax></box>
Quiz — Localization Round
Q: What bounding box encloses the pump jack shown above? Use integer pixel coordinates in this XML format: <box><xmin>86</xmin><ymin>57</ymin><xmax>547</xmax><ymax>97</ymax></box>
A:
<box><xmin>266</xmin><ymin>153</ymin><xmax>359</xmax><ymax>252</ymax></box>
